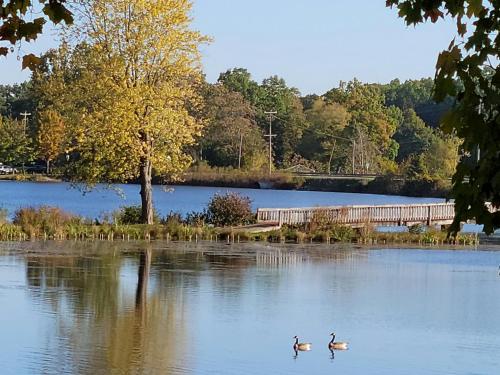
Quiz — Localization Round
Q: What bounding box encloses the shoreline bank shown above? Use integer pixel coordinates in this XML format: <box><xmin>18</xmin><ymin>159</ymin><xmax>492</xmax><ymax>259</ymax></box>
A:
<box><xmin>1</xmin><ymin>173</ymin><xmax>451</xmax><ymax>199</ymax></box>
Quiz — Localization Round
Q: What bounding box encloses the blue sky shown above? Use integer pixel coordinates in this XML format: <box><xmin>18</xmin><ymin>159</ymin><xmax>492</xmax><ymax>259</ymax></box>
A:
<box><xmin>0</xmin><ymin>0</ymin><xmax>457</xmax><ymax>95</ymax></box>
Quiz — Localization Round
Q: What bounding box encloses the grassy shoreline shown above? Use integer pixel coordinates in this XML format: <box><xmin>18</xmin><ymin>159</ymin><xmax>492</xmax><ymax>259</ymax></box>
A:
<box><xmin>0</xmin><ymin>221</ymin><xmax>479</xmax><ymax>246</ymax></box>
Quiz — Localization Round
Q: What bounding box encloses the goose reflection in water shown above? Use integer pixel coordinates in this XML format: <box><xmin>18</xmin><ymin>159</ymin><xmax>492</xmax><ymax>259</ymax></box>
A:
<box><xmin>329</xmin><ymin>349</ymin><xmax>335</xmax><ymax>361</ymax></box>
<box><xmin>292</xmin><ymin>348</ymin><xmax>311</xmax><ymax>360</ymax></box>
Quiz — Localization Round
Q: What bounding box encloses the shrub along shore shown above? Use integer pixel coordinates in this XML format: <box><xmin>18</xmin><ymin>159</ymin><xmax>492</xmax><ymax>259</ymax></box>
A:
<box><xmin>0</xmin><ymin>192</ymin><xmax>478</xmax><ymax>246</ymax></box>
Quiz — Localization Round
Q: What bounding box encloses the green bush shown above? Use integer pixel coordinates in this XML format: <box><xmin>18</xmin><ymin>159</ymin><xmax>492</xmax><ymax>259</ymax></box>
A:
<box><xmin>113</xmin><ymin>205</ymin><xmax>160</xmax><ymax>224</ymax></box>
<box><xmin>330</xmin><ymin>224</ymin><xmax>354</xmax><ymax>242</ymax></box>
<box><xmin>205</xmin><ymin>192</ymin><xmax>255</xmax><ymax>227</ymax></box>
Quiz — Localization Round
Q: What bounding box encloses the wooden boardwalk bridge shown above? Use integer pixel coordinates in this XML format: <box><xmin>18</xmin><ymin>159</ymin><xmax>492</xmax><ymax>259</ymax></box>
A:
<box><xmin>256</xmin><ymin>202</ymin><xmax>495</xmax><ymax>228</ymax></box>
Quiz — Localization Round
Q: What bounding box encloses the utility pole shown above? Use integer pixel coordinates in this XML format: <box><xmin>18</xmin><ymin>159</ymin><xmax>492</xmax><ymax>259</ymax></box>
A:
<box><xmin>20</xmin><ymin>111</ymin><xmax>31</xmax><ymax>136</ymax></box>
<box><xmin>327</xmin><ymin>139</ymin><xmax>336</xmax><ymax>175</ymax></box>
<box><xmin>20</xmin><ymin>111</ymin><xmax>31</xmax><ymax>174</ymax></box>
<box><xmin>264</xmin><ymin>111</ymin><xmax>277</xmax><ymax>175</ymax></box>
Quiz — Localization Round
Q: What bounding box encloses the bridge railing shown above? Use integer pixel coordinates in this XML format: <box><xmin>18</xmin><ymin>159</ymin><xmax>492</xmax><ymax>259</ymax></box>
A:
<box><xmin>256</xmin><ymin>203</ymin><xmax>466</xmax><ymax>227</ymax></box>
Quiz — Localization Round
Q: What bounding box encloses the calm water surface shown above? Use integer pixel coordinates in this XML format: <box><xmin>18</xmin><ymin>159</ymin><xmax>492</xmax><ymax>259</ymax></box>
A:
<box><xmin>0</xmin><ymin>241</ymin><xmax>499</xmax><ymax>374</ymax></box>
<box><xmin>0</xmin><ymin>181</ymin><xmax>443</xmax><ymax>219</ymax></box>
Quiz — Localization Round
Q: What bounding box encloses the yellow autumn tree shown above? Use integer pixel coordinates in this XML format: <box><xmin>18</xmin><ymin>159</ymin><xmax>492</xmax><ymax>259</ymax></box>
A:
<box><xmin>34</xmin><ymin>0</ymin><xmax>208</xmax><ymax>223</ymax></box>
<box><xmin>37</xmin><ymin>109</ymin><xmax>66</xmax><ymax>174</ymax></box>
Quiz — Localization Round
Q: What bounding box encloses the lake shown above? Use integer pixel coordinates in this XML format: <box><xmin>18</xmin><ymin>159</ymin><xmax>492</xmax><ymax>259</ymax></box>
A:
<box><xmin>0</xmin><ymin>181</ymin><xmax>443</xmax><ymax>219</ymax></box>
<box><xmin>0</xmin><ymin>241</ymin><xmax>499</xmax><ymax>374</ymax></box>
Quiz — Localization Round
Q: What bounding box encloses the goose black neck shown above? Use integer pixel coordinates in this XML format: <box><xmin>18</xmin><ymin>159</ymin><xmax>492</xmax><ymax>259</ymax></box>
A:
<box><xmin>331</xmin><ymin>335</ymin><xmax>336</xmax><ymax>343</ymax></box>
<box><xmin>295</xmin><ymin>337</ymin><xmax>299</xmax><ymax>345</ymax></box>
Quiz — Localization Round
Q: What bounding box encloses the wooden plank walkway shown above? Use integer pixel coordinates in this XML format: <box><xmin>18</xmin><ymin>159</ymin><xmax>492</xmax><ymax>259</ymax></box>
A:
<box><xmin>257</xmin><ymin>203</ymin><xmax>495</xmax><ymax>228</ymax></box>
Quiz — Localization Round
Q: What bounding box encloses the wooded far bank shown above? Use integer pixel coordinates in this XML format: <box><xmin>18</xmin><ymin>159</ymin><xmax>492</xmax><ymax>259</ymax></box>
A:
<box><xmin>1</xmin><ymin>74</ymin><xmax>459</xmax><ymax>192</ymax></box>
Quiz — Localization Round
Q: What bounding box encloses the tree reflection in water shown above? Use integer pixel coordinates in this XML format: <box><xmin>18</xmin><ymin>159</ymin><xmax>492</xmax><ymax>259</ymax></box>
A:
<box><xmin>24</xmin><ymin>242</ymin><xmax>189</xmax><ymax>374</ymax></box>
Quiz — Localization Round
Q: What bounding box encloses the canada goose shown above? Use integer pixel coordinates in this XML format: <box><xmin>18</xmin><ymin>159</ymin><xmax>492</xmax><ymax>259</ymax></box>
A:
<box><xmin>328</xmin><ymin>332</ymin><xmax>348</xmax><ymax>350</ymax></box>
<box><xmin>293</xmin><ymin>336</ymin><xmax>312</xmax><ymax>351</ymax></box>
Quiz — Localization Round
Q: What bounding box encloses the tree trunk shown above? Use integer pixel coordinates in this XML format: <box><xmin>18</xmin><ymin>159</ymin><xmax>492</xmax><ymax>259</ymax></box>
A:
<box><xmin>46</xmin><ymin>160</ymin><xmax>50</xmax><ymax>175</ymax></box>
<box><xmin>140</xmin><ymin>157</ymin><xmax>154</xmax><ymax>224</ymax></box>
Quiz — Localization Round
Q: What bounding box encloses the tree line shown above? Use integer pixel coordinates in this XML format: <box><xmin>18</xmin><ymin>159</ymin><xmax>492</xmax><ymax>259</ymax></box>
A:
<box><xmin>1</xmin><ymin>71</ymin><xmax>459</xmax><ymax>181</ymax></box>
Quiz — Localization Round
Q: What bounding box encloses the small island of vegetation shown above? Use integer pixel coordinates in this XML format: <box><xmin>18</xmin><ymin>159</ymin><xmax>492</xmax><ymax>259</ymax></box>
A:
<box><xmin>0</xmin><ymin>192</ymin><xmax>479</xmax><ymax>247</ymax></box>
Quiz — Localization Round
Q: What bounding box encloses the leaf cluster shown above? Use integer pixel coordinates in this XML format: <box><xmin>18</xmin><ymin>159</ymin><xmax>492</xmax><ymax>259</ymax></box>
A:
<box><xmin>0</xmin><ymin>0</ymin><xmax>73</xmax><ymax>65</ymax></box>
<box><xmin>387</xmin><ymin>0</ymin><xmax>500</xmax><ymax>234</ymax></box>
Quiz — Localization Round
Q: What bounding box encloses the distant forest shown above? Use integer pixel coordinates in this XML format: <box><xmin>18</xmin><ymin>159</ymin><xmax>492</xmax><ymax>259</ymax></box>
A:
<box><xmin>0</xmin><ymin>68</ymin><xmax>458</xmax><ymax>180</ymax></box>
